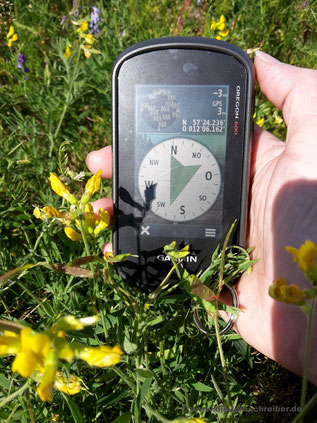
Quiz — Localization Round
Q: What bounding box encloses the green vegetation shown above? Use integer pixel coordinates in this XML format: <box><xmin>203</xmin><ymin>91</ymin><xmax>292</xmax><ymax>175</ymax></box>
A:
<box><xmin>1</xmin><ymin>1</ymin><xmax>317</xmax><ymax>422</ymax></box>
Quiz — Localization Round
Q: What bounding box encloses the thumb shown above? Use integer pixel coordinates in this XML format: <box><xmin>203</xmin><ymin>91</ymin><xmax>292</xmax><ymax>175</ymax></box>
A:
<box><xmin>255</xmin><ymin>51</ymin><xmax>317</xmax><ymax>149</ymax></box>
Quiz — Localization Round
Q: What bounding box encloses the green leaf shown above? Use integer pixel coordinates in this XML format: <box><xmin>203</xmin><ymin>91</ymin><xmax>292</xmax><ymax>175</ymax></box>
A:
<box><xmin>0</xmin><ymin>374</ymin><xmax>11</xmax><ymax>390</ymax></box>
<box><xmin>136</xmin><ymin>369</ymin><xmax>154</xmax><ymax>379</ymax></box>
<box><xmin>111</xmin><ymin>412</ymin><xmax>132</xmax><ymax>423</ymax></box>
<box><xmin>233</xmin><ymin>338</ymin><xmax>253</xmax><ymax>368</ymax></box>
<box><xmin>61</xmin><ymin>393</ymin><xmax>85</xmax><ymax>423</ymax></box>
<box><xmin>97</xmin><ymin>390</ymin><xmax>129</xmax><ymax>407</ymax></box>
<box><xmin>123</xmin><ymin>337</ymin><xmax>138</xmax><ymax>354</ymax></box>
<box><xmin>105</xmin><ymin>253</ymin><xmax>136</xmax><ymax>263</ymax></box>
<box><xmin>173</xmin><ymin>389</ymin><xmax>185</xmax><ymax>403</ymax></box>
<box><xmin>139</xmin><ymin>377</ymin><xmax>152</xmax><ymax>403</ymax></box>
<box><xmin>191</xmin><ymin>381</ymin><xmax>213</xmax><ymax>392</ymax></box>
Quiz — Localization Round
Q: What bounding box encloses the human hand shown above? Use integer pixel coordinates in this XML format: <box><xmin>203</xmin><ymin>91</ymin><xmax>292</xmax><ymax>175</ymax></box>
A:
<box><xmin>86</xmin><ymin>51</ymin><xmax>317</xmax><ymax>383</ymax></box>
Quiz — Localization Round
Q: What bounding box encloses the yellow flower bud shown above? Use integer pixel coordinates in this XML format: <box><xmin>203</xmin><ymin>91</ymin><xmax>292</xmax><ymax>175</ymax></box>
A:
<box><xmin>7</xmin><ymin>26</ymin><xmax>18</xmax><ymax>47</ymax></box>
<box><xmin>269</xmin><ymin>277</ymin><xmax>306</xmax><ymax>305</ymax></box>
<box><xmin>286</xmin><ymin>241</ymin><xmax>317</xmax><ymax>274</ymax></box>
<box><xmin>7</xmin><ymin>25</ymin><xmax>15</xmax><ymax>39</ymax></box>
<box><xmin>64</xmin><ymin>45</ymin><xmax>72</xmax><ymax>58</ymax></box>
<box><xmin>65</xmin><ymin>227</ymin><xmax>82</xmax><ymax>241</ymax></box>
<box><xmin>81</xmin><ymin>170</ymin><xmax>102</xmax><ymax>205</ymax></box>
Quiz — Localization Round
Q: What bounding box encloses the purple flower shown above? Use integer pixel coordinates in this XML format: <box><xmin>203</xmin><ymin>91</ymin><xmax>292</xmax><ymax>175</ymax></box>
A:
<box><xmin>90</xmin><ymin>6</ymin><xmax>101</xmax><ymax>35</ymax></box>
<box><xmin>73</xmin><ymin>0</ymin><xmax>81</xmax><ymax>18</ymax></box>
<box><xmin>17</xmin><ymin>53</ymin><xmax>29</xmax><ymax>73</ymax></box>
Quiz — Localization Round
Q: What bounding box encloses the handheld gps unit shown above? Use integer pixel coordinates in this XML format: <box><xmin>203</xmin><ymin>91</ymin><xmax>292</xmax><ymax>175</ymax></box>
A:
<box><xmin>112</xmin><ymin>37</ymin><xmax>254</xmax><ymax>290</ymax></box>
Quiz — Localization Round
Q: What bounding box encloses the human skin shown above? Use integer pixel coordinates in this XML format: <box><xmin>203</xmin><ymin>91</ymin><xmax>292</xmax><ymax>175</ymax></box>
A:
<box><xmin>86</xmin><ymin>51</ymin><xmax>317</xmax><ymax>384</ymax></box>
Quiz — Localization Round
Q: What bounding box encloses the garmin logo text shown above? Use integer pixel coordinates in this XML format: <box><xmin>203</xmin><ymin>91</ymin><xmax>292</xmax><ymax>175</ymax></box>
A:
<box><xmin>235</xmin><ymin>85</ymin><xmax>241</xmax><ymax>119</ymax></box>
<box><xmin>157</xmin><ymin>255</ymin><xmax>198</xmax><ymax>263</ymax></box>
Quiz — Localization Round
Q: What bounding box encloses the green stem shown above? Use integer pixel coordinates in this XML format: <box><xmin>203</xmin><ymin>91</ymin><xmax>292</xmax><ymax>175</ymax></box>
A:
<box><xmin>25</xmin><ymin>388</ymin><xmax>36</xmax><ymax>423</ymax></box>
<box><xmin>50</xmin><ymin>41</ymin><xmax>81</xmax><ymax>156</ymax></box>
<box><xmin>292</xmin><ymin>391</ymin><xmax>317</xmax><ymax>423</ymax></box>
<box><xmin>142</xmin><ymin>402</ymin><xmax>170</xmax><ymax>423</ymax></box>
<box><xmin>210</xmin><ymin>372</ymin><xmax>229</xmax><ymax>409</ymax></box>
<box><xmin>159</xmin><ymin>340</ymin><xmax>166</xmax><ymax>377</ymax></box>
<box><xmin>300</xmin><ymin>297</ymin><xmax>316</xmax><ymax>410</ymax></box>
<box><xmin>214</xmin><ymin>300</ymin><xmax>232</xmax><ymax>409</ymax></box>
<box><xmin>79</xmin><ymin>217</ymin><xmax>108</xmax><ymax>339</ymax></box>
<box><xmin>106</xmin><ymin>267</ymin><xmax>140</xmax><ymax>312</ymax></box>
<box><xmin>112</xmin><ymin>366</ymin><xmax>136</xmax><ymax>394</ymax></box>
<box><xmin>144</xmin><ymin>261</ymin><xmax>180</xmax><ymax>310</ymax></box>
<box><xmin>0</xmin><ymin>381</ymin><xmax>28</xmax><ymax>408</ymax></box>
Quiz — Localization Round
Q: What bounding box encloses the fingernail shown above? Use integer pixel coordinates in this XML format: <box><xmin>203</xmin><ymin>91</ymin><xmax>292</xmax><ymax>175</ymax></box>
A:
<box><xmin>255</xmin><ymin>50</ymin><xmax>281</xmax><ymax>64</ymax></box>
<box><xmin>85</xmin><ymin>150</ymin><xmax>96</xmax><ymax>166</ymax></box>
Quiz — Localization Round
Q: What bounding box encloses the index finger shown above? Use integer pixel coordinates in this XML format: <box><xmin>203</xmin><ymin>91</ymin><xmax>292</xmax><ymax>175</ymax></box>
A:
<box><xmin>86</xmin><ymin>145</ymin><xmax>113</xmax><ymax>179</ymax></box>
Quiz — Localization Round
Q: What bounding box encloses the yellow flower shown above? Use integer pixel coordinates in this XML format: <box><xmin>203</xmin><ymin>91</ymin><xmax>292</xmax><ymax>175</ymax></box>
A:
<box><xmin>104</xmin><ymin>251</ymin><xmax>114</xmax><ymax>260</ymax></box>
<box><xmin>94</xmin><ymin>209</ymin><xmax>110</xmax><ymax>235</ymax></box>
<box><xmin>286</xmin><ymin>241</ymin><xmax>317</xmax><ymax>274</ymax></box>
<box><xmin>65</xmin><ymin>226</ymin><xmax>82</xmax><ymax>241</ymax></box>
<box><xmin>80</xmin><ymin>33</ymin><xmax>95</xmax><ymax>45</ymax></box>
<box><xmin>78</xmin><ymin>344</ymin><xmax>123</xmax><ymax>367</ymax></box>
<box><xmin>218</xmin><ymin>30</ymin><xmax>229</xmax><ymax>37</ymax></box>
<box><xmin>54</xmin><ymin>374</ymin><xmax>81</xmax><ymax>395</ymax></box>
<box><xmin>78</xmin><ymin>203</ymin><xmax>109</xmax><ymax>236</ymax></box>
<box><xmin>83</xmin><ymin>203</ymin><xmax>96</xmax><ymax>233</ymax></box>
<box><xmin>210</xmin><ymin>15</ymin><xmax>229</xmax><ymax>39</ymax></box>
<box><xmin>269</xmin><ymin>277</ymin><xmax>307</xmax><ymax>305</ymax></box>
<box><xmin>79</xmin><ymin>21</ymin><xmax>89</xmax><ymax>32</ymax></box>
<box><xmin>37</xmin><ymin>350</ymin><xmax>58</xmax><ymax>401</ymax></box>
<box><xmin>54</xmin><ymin>338</ymin><xmax>75</xmax><ymax>363</ymax></box>
<box><xmin>5</xmin><ymin>327</ymin><xmax>51</xmax><ymax>378</ymax></box>
<box><xmin>82</xmin><ymin>44</ymin><xmax>92</xmax><ymax>58</ymax></box>
<box><xmin>34</xmin><ymin>206</ymin><xmax>72</xmax><ymax>225</ymax></box>
<box><xmin>33</xmin><ymin>207</ymin><xmax>45</xmax><ymax>220</ymax></box>
<box><xmin>49</xmin><ymin>173</ymin><xmax>77</xmax><ymax>205</ymax></box>
<box><xmin>51</xmin><ymin>315</ymin><xmax>99</xmax><ymax>333</ymax></box>
<box><xmin>7</xmin><ymin>25</ymin><xmax>18</xmax><ymax>47</ymax></box>
<box><xmin>80</xmin><ymin>170</ymin><xmax>102</xmax><ymax>204</ymax></box>
<box><xmin>256</xmin><ymin>118</ymin><xmax>265</xmax><ymax>127</ymax></box>
<box><xmin>0</xmin><ymin>331</ymin><xmax>20</xmax><ymax>355</ymax></box>
<box><xmin>64</xmin><ymin>45</ymin><xmax>72</xmax><ymax>58</ymax></box>
<box><xmin>274</xmin><ymin>113</ymin><xmax>283</xmax><ymax>124</ymax></box>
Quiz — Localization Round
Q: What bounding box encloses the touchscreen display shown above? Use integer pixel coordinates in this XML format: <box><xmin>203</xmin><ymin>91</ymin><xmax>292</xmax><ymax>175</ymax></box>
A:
<box><xmin>135</xmin><ymin>84</ymin><xmax>229</xmax><ymax>240</ymax></box>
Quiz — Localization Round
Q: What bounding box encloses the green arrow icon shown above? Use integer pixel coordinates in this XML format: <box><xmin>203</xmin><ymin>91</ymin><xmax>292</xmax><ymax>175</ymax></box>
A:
<box><xmin>170</xmin><ymin>155</ymin><xmax>201</xmax><ymax>205</ymax></box>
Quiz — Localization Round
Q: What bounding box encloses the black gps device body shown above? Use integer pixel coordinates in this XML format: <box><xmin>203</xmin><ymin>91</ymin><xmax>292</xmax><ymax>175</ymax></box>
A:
<box><xmin>112</xmin><ymin>37</ymin><xmax>254</xmax><ymax>290</ymax></box>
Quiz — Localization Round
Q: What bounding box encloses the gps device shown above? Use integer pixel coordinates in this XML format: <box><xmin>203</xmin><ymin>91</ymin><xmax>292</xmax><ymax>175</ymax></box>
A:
<box><xmin>112</xmin><ymin>37</ymin><xmax>254</xmax><ymax>290</ymax></box>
